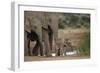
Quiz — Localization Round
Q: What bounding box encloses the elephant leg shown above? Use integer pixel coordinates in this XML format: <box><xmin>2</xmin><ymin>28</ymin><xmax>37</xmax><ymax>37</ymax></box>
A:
<box><xmin>27</xmin><ymin>39</ymin><xmax>31</xmax><ymax>56</ymax></box>
<box><xmin>44</xmin><ymin>33</ymin><xmax>51</xmax><ymax>56</ymax></box>
<box><xmin>49</xmin><ymin>34</ymin><xmax>53</xmax><ymax>52</ymax></box>
<box><xmin>38</xmin><ymin>40</ymin><xmax>43</xmax><ymax>56</ymax></box>
<box><xmin>24</xmin><ymin>31</ymin><xmax>28</xmax><ymax>56</ymax></box>
<box><xmin>45</xmin><ymin>40</ymin><xmax>51</xmax><ymax>56</ymax></box>
<box><xmin>48</xmin><ymin>25</ymin><xmax>53</xmax><ymax>52</ymax></box>
<box><xmin>32</xmin><ymin>40</ymin><xmax>43</xmax><ymax>56</ymax></box>
<box><xmin>57</xmin><ymin>48</ymin><xmax>60</xmax><ymax>56</ymax></box>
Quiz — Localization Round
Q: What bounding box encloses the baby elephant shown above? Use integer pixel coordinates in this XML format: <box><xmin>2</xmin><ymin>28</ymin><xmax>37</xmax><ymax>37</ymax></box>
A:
<box><xmin>26</xmin><ymin>30</ymin><xmax>43</xmax><ymax>56</ymax></box>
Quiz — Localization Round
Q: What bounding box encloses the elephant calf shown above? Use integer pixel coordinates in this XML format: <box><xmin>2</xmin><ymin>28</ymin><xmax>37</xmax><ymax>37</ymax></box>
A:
<box><xmin>26</xmin><ymin>30</ymin><xmax>43</xmax><ymax>56</ymax></box>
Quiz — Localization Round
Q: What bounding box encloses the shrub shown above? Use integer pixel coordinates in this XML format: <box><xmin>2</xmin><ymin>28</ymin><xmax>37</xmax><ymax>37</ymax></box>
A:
<box><xmin>78</xmin><ymin>32</ymin><xmax>90</xmax><ymax>56</ymax></box>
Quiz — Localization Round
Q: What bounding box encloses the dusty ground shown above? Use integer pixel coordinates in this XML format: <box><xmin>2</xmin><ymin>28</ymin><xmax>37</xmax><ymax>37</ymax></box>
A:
<box><xmin>24</xmin><ymin>56</ymin><xmax>90</xmax><ymax>62</ymax></box>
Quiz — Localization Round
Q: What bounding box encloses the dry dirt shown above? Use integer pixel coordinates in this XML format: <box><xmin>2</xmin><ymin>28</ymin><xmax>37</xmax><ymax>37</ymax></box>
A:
<box><xmin>24</xmin><ymin>56</ymin><xmax>90</xmax><ymax>62</ymax></box>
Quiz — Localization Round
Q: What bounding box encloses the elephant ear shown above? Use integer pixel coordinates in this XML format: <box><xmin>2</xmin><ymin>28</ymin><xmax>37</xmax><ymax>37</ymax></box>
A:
<box><xmin>24</xmin><ymin>17</ymin><xmax>32</xmax><ymax>33</ymax></box>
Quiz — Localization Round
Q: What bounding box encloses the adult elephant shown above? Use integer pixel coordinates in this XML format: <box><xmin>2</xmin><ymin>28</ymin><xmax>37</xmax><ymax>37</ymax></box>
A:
<box><xmin>42</xmin><ymin>13</ymin><xmax>59</xmax><ymax>56</ymax></box>
<box><xmin>24</xmin><ymin>11</ymin><xmax>59</xmax><ymax>56</ymax></box>
<box><xmin>42</xmin><ymin>13</ymin><xmax>52</xmax><ymax>56</ymax></box>
<box><xmin>49</xmin><ymin>13</ymin><xmax>59</xmax><ymax>55</ymax></box>
<box><xmin>24</xmin><ymin>11</ymin><xmax>43</xmax><ymax>56</ymax></box>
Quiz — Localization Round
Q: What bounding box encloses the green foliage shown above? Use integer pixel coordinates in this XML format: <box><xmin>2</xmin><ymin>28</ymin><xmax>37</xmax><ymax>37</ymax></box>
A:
<box><xmin>58</xmin><ymin>23</ymin><xmax>65</xmax><ymax>29</ymax></box>
<box><xmin>58</xmin><ymin>13</ymin><xmax>90</xmax><ymax>29</ymax></box>
<box><xmin>70</xmin><ymin>15</ymin><xmax>79</xmax><ymax>25</ymax></box>
<box><xmin>58</xmin><ymin>19</ymin><xmax>65</xmax><ymax>29</ymax></box>
<box><xmin>78</xmin><ymin>32</ymin><xmax>90</xmax><ymax>56</ymax></box>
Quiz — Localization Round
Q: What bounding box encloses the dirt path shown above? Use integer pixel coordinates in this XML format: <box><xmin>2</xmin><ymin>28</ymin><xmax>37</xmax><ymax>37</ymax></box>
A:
<box><xmin>24</xmin><ymin>56</ymin><xmax>90</xmax><ymax>62</ymax></box>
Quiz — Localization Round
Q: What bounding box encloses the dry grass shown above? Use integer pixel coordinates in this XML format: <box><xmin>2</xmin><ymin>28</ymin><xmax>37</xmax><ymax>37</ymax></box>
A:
<box><xmin>58</xmin><ymin>28</ymin><xmax>89</xmax><ymax>48</ymax></box>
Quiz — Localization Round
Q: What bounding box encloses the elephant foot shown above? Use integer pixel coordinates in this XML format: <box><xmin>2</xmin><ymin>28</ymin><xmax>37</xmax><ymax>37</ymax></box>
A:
<box><xmin>46</xmin><ymin>54</ymin><xmax>52</xmax><ymax>57</ymax></box>
<box><xmin>40</xmin><ymin>54</ymin><xmax>43</xmax><ymax>56</ymax></box>
<box><xmin>33</xmin><ymin>54</ymin><xmax>38</xmax><ymax>56</ymax></box>
<box><xmin>32</xmin><ymin>51</ymin><xmax>38</xmax><ymax>56</ymax></box>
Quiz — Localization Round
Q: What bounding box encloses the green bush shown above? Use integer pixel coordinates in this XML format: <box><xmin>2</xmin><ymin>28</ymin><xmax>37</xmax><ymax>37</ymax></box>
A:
<box><xmin>78</xmin><ymin>32</ymin><xmax>90</xmax><ymax>56</ymax></box>
<box><xmin>58</xmin><ymin>23</ymin><xmax>65</xmax><ymax>29</ymax></box>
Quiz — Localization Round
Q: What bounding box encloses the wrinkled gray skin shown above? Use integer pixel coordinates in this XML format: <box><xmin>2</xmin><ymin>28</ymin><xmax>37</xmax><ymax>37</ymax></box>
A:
<box><xmin>24</xmin><ymin>11</ymin><xmax>59</xmax><ymax>56</ymax></box>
